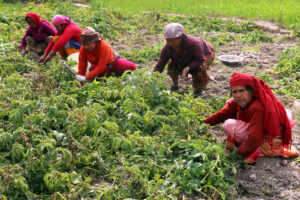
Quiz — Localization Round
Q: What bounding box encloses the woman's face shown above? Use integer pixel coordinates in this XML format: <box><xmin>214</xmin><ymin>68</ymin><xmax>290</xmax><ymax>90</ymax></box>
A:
<box><xmin>83</xmin><ymin>42</ymin><xmax>97</xmax><ymax>52</ymax></box>
<box><xmin>26</xmin><ymin>18</ymin><xmax>36</xmax><ymax>29</ymax></box>
<box><xmin>166</xmin><ymin>37</ymin><xmax>181</xmax><ymax>49</ymax></box>
<box><xmin>55</xmin><ymin>24</ymin><xmax>66</xmax><ymax>33</ymax></box>
<box><xmin>232</xmin><ymin>85</ymin><xmax>253</xmax><ymax>108</ymax></box>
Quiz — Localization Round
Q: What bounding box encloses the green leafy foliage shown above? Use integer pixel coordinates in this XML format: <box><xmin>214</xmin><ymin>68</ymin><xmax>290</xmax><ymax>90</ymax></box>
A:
<box><xmin>275</xmin><ymin>46</ymin><xmax>300</xmax><ymax>76</ymax></box>
<box><xmin>121</xmin><ymin>43</ymin><xmax>164</xmax><ymax>64</ymax></box>
<box><xmin>237</xmin><ymin>30</ymin><xmax>274</xmax><ymax>43</ymax></box>
<box><xmin>0</xmin><ymin>64</ymin><xmax>238</xmax><ymax>199</ymax></box>
<box><xmin>272</xmin><ymin>46</ymin><xmax>300</xmax><ymax>99</ymax></box>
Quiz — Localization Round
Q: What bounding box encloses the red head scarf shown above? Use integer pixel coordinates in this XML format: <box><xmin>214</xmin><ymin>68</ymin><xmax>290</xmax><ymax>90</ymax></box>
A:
<box><xmin>229</xmin><ymin>73</ymin><xmax>292</xmax><ymax>146</ymax></box>
<box><xmin>26</xmin><ymin>12</ymin><xmax>52</xmax><ymax>29</ymax></box>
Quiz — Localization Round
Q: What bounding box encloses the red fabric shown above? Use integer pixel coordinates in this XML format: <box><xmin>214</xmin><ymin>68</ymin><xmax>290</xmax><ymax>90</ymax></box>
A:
<box><xmin>229</xmin><ymin>73</ymin><xmax>292</xmax><ymax>147</ymax></box>
<box><xmin>204</xmin><ymin>98</ymin><xmax>237</xmax><ymax>125</ymax></box>
<box><xmin>78</xmin><ymin>40</ymin><xmax>114</xmax><ymax>80</ymax></box>
<box><xmin>26</xmin><ymin>12</ymin><xmax>51</xmax><ymax>29</ymax></box>
<box><xmin>222</xmin><ymin>112</ymin><xmax>298</xmax><ymax>163</ymax></box>
<box><xmin>45</xmin><ymin>23</ymin><xmax>82</xmax><ymax>53</ymax></box>
<box><xmin>205</xmin><ymin>98</ymin><xmax>265</xmax><ymax>156</ymax></box>
<box><xmin>88</xmin><ymin>58</ymin><xmax>136</xmax><ymax>78</ymax></box>
<box><xmin>109</xmin><ymin>58</ymin><xmax>136</xmax><ymax>74</ymax></box>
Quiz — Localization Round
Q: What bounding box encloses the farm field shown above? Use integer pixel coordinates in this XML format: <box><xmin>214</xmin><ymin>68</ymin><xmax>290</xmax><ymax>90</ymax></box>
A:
<box><xmin>89</xmin><ymin>0</ymin><xmax>300</xmax><ymax>30</ymax></box>
<box><xmin>0</xmin><ymin>0</ymin><xmax>299</xmax><ymax>199</ymax></box>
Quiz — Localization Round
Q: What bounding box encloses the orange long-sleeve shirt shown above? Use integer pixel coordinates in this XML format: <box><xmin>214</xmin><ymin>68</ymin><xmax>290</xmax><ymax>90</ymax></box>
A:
<box><xmin>78</xmin><ymin>40</ymin><xmax>114</xmax><ymax>80</ymax></box>
<box><xmin>205</xmin><ymin>98</ymin><xmax>265</xmax><ymax>157</ymax></box>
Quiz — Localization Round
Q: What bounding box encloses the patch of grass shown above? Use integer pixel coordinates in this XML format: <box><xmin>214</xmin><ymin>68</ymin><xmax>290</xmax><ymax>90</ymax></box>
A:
<box><xmin>121</xmin><ymin>43</ymin><xmax>164</xmax><ymax>64</ymax></box>
<box><xmin>237</xmin><ymin>30</ymin><xmax>274</xmax><ymax>43</ymax></box>
<box><xmin>275</xmin><ymin>46</ymin><xmax>300</xmax><ymax>76</ymax></box>
<box><xmin>242</xmin><ymin>45</ymin><xmax>260</xmax><ymax>52</ymax></box>
<box><xmin>90</xmin><ymin>0</ymin><xmax>300</xmax><ymax>30</ymax></box>
<box><xmin>207</xmin><ymin>32</ymin><xmax>235</xmax><ymax>49</ymax></box>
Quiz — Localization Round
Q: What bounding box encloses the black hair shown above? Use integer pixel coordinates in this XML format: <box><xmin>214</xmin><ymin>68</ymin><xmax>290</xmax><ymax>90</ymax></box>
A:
<box><xmin>230</xmin><ymin>85</ymin><xmax>254</xmax><ymax>96</ymax></box>
<box><xmin>245</xmin><ymin>85</ymin><xmax>254</xmax><ymax>93</ymax></box>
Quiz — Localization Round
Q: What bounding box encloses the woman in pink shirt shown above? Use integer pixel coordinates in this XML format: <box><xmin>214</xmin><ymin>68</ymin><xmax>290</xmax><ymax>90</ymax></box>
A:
<box><xmin>21</xmin><ymin>12</ymin><xmax>56</xmax><ymax>57</ymax></box>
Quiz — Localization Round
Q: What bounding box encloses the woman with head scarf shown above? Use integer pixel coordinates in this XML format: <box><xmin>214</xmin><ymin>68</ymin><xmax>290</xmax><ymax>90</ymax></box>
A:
<box><xmin>205</xmin><ymin>73</ymin><xmax>298</xmax><ymax>163</ymax></box>
<box><xmin>74</xmin><ymin>27</ymin><xmax>136</xmax><ymax>83</ymax></box>
<box><xmin>153</xmin><ymin>23</ymin><xmax>215</xmax><ymax>97</ymax></box>
<box><xmin>39</xmin><ymin>15</ymin><xmax>82</xmax><ymax>64</ymax></box>
<box><xmin>21</xmin><ymin>12</ymin><xmax>56</xmax><ymax>57</ymax></box>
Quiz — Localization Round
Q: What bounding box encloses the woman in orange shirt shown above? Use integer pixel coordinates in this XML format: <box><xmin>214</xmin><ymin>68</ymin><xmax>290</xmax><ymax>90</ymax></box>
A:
<box><xmin>75</xmin><ymin>27</ymin><xmax>136</xmax><ymax>82</ymax></box>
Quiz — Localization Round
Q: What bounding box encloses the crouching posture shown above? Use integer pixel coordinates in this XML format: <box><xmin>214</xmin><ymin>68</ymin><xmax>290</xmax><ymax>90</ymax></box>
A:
<box><xmin>75</xmin><ymin>27</ymin><xmax>136</xmax><ymax>83</ymax></box>
<box><xmin>39</xmin><ymin>15</ymin><xmax>82</xmax><ymax>64</ymax></box>
<box><xmin>205</xmin><ymin>73</ymin><xmax>298</xmax><ymax>163</ymax></box>
<box><xmin>153</xmin><ymin>23</ymin><xmax>215</xmax><ymax>96</ymax></box>
<box><xmin>21</xmin><ymin>12</ymin><xmax>56</xmax><ymax>56</ymax></box>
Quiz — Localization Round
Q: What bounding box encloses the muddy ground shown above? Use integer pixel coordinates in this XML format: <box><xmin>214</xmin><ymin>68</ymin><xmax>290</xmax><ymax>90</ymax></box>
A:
<box><xmin>112</xmin><ymin>25</ymin><xmax>300</xmax><ymax>199</ymax></box>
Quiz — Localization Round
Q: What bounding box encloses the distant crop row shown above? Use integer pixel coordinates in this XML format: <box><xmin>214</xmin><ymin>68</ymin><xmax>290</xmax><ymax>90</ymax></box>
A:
<box><xmin>90</xmin><ymin>0</ymin><xmax>300</xmax><ymax>30</ymax></box>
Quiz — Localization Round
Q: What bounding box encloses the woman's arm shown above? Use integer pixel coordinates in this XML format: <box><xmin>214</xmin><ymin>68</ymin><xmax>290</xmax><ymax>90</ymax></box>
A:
<box><xmin>205</xmin><ymin>98</ymin><xmax>238</xmax><ymax>126</ymax></box>
<box><xmin>153</xmin><ymin>44</ymin><xmax>169</xmax><ymax>73</ymax></box>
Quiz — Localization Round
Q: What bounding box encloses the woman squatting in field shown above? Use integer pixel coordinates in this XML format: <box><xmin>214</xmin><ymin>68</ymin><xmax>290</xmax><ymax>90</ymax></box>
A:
<box><xmin>39</xmin><ymin>15</ymin><xmax>82</xmax><ymax>64</ymax></box>
<box><xmin>205</xmin><ymin>73</ymin><xmax>299</xmax><ymax>163</ymax></box>
<box><xmin>21</xmin><ymin>12</ymin><xmax>56</xmax><ymax>57</ymax></box>
<box><xmin>153</xmin><ymin>23</ymin><xmax>215</xmax><ymax>97</ymax></box>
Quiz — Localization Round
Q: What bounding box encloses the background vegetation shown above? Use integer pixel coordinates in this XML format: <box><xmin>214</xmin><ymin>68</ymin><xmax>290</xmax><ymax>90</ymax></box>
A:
<box><xmin>90</xmin><ymin>0</ymin><xmax>300</xmax><ymax>30</ymax></box>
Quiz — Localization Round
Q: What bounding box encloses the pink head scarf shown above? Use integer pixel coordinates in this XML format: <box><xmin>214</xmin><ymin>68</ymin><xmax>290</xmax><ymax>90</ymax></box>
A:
<box><xmin>52</xmin><ymin>15</ymin><xmax>74</xmax><ymax>26</ymax></box>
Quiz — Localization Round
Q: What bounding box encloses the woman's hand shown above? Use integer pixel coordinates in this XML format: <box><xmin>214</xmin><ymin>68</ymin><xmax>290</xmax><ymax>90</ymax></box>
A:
<box><xmin>43</xmin><ymin>50</ymin><xmax>56</xmax><ymax>64</ymax></box>
<box><xmin>21</xmin><ymin>49</ymin><xmax>26</xmax><ymax>57</ymax></box>
<box><xmin>38</xmin><ymin>53</ymin><xmax>47</xmax><ymax>63</ymax></box>
<box><xmin>181</xmin><ymin>66</ymin><xmax>190</xmax><ymax>80</ymax></box>
<box><xmin>75</xmin><ymin>75</ymin><xmax>86</xmax><ymax>82</ymax></box>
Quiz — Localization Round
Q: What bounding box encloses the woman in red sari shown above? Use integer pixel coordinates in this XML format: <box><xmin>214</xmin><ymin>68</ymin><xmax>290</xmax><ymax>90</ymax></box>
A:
<box><xmin>205</xmin><ymin>73</ymin><xmax>298</xmax><ymax>163</ymax></box>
